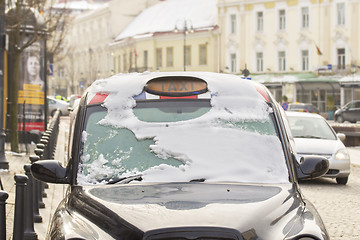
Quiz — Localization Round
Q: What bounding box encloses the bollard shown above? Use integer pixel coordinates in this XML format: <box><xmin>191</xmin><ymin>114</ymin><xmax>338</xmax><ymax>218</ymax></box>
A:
<box><xmin>36</xmin><ymin>143</ymin><xmax>45</xmax><ymax>149</ymax></box>
<box><xmin>34</xmin><ymin>148</ymin><xmax>44</xmax><ymax>158</ymax></box>
<box><xmin>13</xmin><ymin>174</ymin><xmax>28</xmax><ymax>240</ymax></box>
<box><xmin>0</xmin><ymin>191</ymin><xmax>9</xmax><ymax>240</ymax></box>
<box><xmin>23</xmin><ymin>165</ymin><xmax>38</xmax><ymax>240</ymax></box>
<box><xmin>29</xmin><ymin>156</ymin><xmax>42</xmax><ymax>223</ymax></box>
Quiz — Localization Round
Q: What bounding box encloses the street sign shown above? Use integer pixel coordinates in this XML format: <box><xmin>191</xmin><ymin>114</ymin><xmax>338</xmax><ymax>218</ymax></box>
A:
<box><xmin>48</xmin><ymin>64</ymin><xmax>53</xmax><ymax>76</ymax></box>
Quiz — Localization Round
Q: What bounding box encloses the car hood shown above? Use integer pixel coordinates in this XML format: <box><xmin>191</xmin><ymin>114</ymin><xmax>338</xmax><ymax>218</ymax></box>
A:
<box><xmin>63</xmin><ymin>183</ymin><xmax>325</xmax><ymax>239</ymax></box>
<box><xmin>293</xmin><ymin>138</ymin><xmax>343</xmax><ymax>156</ymax></box>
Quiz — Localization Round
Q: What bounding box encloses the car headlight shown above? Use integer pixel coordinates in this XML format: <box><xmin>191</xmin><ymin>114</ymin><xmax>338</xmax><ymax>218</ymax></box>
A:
<box><xmin>334</xmin><ymin>148</ymin><xmax>350</xmax><ymax>161</ymax></box>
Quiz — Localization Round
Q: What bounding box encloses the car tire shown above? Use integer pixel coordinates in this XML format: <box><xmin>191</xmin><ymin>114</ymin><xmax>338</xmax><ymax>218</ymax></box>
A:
<box><xmin>336</xmin><ymin>177</ymin><xmax>348</xmax><ymax>185</ymax></box>
<box><xmin>336</xmin><ymin>115</ymin><xmax>345</xmax><ymax>123</ymax></box>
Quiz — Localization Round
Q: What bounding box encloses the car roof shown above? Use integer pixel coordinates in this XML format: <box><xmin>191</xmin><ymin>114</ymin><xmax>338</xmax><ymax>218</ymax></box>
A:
<box><xmin>285</xmin><ymin>111</ymin><xmax>323</xmax><ymax>119</ymax></box>
<box><xmin>288</xmin><ymin>102</ymin><xmax>313</xmax><ymax>106</ymax></box>
<box><xmin>85</xmin><ymin>72</ymin><xmax>271</xmax><ymax>104</ymax></box>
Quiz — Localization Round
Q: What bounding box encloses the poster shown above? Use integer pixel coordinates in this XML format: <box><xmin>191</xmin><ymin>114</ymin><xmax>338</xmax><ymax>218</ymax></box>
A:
<box><xmin>17</xmin><ymin>40</ymin><xmax>45</xmax><ymax>132</ymax></box>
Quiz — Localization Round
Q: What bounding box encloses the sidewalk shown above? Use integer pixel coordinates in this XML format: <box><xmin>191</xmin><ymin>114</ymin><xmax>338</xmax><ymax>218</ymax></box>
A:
<box><xmin>348</xmin><ymin>147</ymin><xmax>360</xmax><ymax>167</ymax></box>
<box><xmin>0</xmin><ymin>117</ymin><xmax>68</xmax><ymax>240</ymax></box>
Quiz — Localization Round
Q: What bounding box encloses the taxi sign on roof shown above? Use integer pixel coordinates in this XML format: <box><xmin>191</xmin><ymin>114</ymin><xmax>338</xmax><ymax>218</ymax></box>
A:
<box><xmin>144</xmin><ymin>77</ymin><xmax>208</xmax><ymax>97</ymax></box>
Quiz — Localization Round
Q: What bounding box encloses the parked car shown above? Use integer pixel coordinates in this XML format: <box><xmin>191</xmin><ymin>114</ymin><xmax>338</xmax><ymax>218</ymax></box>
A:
<box><xmin>288</xmin><ymin>102</ymin><xmax>319</xmax><ymax>113</ymax></box>
<box><xmin>286</xmin><ymin>111</ymin><xmax>350</xmax><ymax>185</ymax></box>
<box><xmin>68</xmin><ymin>94</ymin><xmax>82</xmax><ymax>111</ymax></box>
<box><xmin>32</xmin><ymin>72</ymin><xmax>329</xmax><ymax>240</ymax></box>
<box><xmin>47</xmin><ymin>96</ymin><xmax>70</xmax><ymax>116</ymax></box>
<box><xmin>334</xmin><ymin>100</ymin><xmax>360</xmax><ymax>123</ymax></box>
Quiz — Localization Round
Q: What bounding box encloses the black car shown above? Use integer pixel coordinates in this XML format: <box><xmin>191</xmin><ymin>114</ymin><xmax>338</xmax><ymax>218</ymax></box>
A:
<box><xmin>31</xmin><ymin>72</ymin><xmax>329</xmax><ymax>240</ymax></box>
<box><xmin>334</xmin><ymin>100</ymin><xmax>360</xmax><ymax>123</ymax></box>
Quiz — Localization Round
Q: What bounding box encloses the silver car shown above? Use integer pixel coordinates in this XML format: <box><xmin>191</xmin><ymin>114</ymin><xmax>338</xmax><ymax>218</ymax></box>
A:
<box><xmin>47</xmin><ymin>96</ymin><xmax>70</xmax><ymax>116</ymax></box>
<box><xmin>286</xmin><ymin>111</ymin><xmax>350</xmax><ymax>184</ymax></box>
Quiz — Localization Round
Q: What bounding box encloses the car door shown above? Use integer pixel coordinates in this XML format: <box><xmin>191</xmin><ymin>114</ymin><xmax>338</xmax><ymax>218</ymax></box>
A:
<box><xmin>344</xmin><ymin>101</ymin><xmax>360</xmax><ymax>122</ymax></box>
<box><xmin>353</xmin><ymin>101</ymin><xmax>360</xmax><ymax>122</ymax></box>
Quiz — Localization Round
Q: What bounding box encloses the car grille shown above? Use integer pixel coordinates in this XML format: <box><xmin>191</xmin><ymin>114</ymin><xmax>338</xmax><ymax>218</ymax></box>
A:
<box><xmin>143</xmin><ymin>227</ymin><xmax>245</xmax><ymax>240</ymax></box>
<box><xmin>326</xmin><ymin>169</ymin><xmax>340</xmax><ymax>175</ymax></box>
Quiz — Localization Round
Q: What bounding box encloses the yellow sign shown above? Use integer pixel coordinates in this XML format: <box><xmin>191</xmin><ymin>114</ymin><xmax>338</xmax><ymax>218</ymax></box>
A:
<box><xmin>19</xmin><ymin>90</ymin><xmax>44</xmax><ymax>98</ymax></box>
<box><xmin>23</xmin><ymin>84</ymin><xmax>42</xmax><ymax>91</ymax></box>
<box><xmin>18</xmin><ymin>97</ymin><xmax>44</xmax><ymax>105</ymax></box>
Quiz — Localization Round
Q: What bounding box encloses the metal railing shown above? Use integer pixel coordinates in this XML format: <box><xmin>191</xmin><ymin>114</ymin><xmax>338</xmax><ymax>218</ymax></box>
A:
<box><xmin>0</xmin><ymin>109</ymin><xmax>61</xmax><ymax>240</ymax></box>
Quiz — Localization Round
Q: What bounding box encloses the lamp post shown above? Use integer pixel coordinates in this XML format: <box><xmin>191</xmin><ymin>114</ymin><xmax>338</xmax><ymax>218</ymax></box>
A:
<box><xmin>0</xmin><ymin>1</ymin><xmax>8</xmax><ymax>169</ymax></box>
<box><xmin>174</xmin><ymin>20</ymin><xmax>194</xmax><ymax>71</ymax></box>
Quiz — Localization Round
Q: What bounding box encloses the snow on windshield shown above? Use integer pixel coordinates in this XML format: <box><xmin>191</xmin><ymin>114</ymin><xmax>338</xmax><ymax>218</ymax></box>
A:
<box><xmin>78</xmin><ymin>72</ymin><xmax>289</xmax><ymax>184</ymax></box>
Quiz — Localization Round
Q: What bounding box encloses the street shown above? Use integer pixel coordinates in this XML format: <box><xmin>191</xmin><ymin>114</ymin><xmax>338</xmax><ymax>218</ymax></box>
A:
<box><xmin>299</xmin><ymin>165</ymin><xmax>360</xmax><ymax>240</ymax></box>
<box><xmin>1</xmin><ymin>116</ymin><xmax>360</xmax><ymax>240</ymax></box>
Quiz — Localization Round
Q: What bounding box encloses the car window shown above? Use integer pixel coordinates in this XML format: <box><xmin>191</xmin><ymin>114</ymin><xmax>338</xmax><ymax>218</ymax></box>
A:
<box><xmin>347</xmin><ymin>102</ymin><xmax>355</xmax><ymax>109</ymax></box>
<box><xmin>77</xmin><ymin>99</ymin><xmax>289</xmax><ymax>185</ymax></box>
<box><xmin>287</xmin><ymin>116</ymin><xmax>336</xmax><ymax>140</ymax></box>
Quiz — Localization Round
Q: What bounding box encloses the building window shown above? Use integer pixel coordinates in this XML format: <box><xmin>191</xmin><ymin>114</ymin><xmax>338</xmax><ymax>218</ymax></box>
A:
<box><xmin>98</xmin><ymin>20</ymin><xmax>102</xmax><ymax>40</ymax></box>
<box><xmin>301</xmin><ymin>7</ymin><xmax>309</xmax><ymax>29</ymax></box>
<box><xmin>279</xmin><ymin>9</ymin><xmax>286</xmax><ymax>30</ymax></box>
<box><xmin>156</xmin><ymin>48</ymin><xmax>162</xmax><ymax>68</ymax></box>
<box><xmin>301</xmin><ymin>50</ymin><xmax>309</xmax><ymax>71</ymax></box>
<box><xmin>230</xmin><ymin>53</ymin><xmax>236</xmax><ymax>73</ymax></box>
<box><xmin>199</xmin><ymin>44</ymin><xmax>207</xmax><ymax>65</ymax></box>
<box><xmin>278</xmin><ymin>51</ymin><xmax>286</xmax><ymax>71</ymax></box>
<box><xmin>337</xmin><ymin>3</ymin><xmax>345</xmax><ymax>25</ymax></box>
<box><xmin>166</xmin><ymin>47</ymin><xmax>173</xmax><ymax>67</ymax></box>
<box><xmin>256</xmin><ymin>52</ymin><xmax>263</xmax><ymax>72</ymax></box>
<box><xmin>118</xmin><ymin>56</ymin><xmax>121</xmax><ymax>72</ymax></box>
<box><xmin>185</xmin><ymin>46</ymin><xmax>191</xmax><ymax>66</ymax></box>
<box><xmin>257</xmin><ymin>12</ymin><xmax>263</xmax><ymax>32</ymax></box>
<box><xmin>123</xmin><ymin>53</ymin><xmax>127</xmax><ymax>72</ymax></box>
<box><xmin>230</xmin><ymin>14</ymin><xmax>236</xmax><ymax>34</ymax></box>
<box><xmin>58</xmin><ymin>67</ymin><xmax>65</xmax><ymax>78</ymax></box>
<box><xmin>337</xmin><ymin>48</ymin><xmax>345</xmax><ymax>69</ymax></box>
<box><xmin>129</xmin><ymin>52</ymin><xmax>133</xmax><ymax>71</ymax></box>
<box><xmin>144</xmin><ymin>50</ymin><xmax>148</xmax><ymax>68</ymax></box>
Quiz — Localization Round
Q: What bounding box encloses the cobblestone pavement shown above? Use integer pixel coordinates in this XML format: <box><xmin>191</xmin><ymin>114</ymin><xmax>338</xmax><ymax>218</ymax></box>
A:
<box><xmin>1</xmin><ymin>116</ymin><xmax>359</xmax><ymax>239</ymax></box>
<box><xmin>299</xmin><ymin>164</ymin><xmax>360</xmax><ymax>240</ymax></box>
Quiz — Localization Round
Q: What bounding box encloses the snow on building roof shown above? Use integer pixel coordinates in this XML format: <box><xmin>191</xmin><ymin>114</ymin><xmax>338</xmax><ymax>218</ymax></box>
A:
<box><xmin>52</xmin><ymin>0</ymin><xmax>106</xmax><ymax>11</ymax></box>
<box><xmin>115</xmin><ymin>0</ymin><xmax>217</xmax><ymax>41</ymax></box>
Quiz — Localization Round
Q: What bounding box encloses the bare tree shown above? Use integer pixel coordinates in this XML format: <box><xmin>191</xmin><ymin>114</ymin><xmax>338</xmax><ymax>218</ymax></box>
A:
<box><xmin>5</xmin><ymin>0</ymin><xmax>71</xmax><ymax>152</ymax></box>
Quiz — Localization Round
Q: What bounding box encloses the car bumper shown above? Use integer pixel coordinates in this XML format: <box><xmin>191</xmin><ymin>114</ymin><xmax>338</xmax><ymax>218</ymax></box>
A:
<box><xmin>325</xmin><ymin>158</ymin><xmax>350</xmax><ymax>178</ymax></box>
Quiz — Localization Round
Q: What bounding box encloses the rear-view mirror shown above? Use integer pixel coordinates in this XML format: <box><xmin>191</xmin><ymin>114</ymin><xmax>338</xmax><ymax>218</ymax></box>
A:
<box><xmin>296</xmin><ymin>155</ymin><xmax>329</xmax><ymax>180</ymax></box>
<box><xmin>31</xmin><ymin>160</ymin><xmax>69</xmax><ymax>184</ymax></box>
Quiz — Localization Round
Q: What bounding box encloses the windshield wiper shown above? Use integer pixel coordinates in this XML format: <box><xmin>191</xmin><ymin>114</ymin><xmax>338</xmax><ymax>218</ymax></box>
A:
<box><xmin>106</xmin><ymin>175</ymin><xmax>143</xmax><ymax>184</ymax></box>
<box><xmin>190</xmin><ymin>178</ymin><xmax>206</xmax><ymax>182</ymax></box>
<box><xmin>295</xmin><ymin>135</ymin><xmax>321</xmax><ymax>139</ymax></box>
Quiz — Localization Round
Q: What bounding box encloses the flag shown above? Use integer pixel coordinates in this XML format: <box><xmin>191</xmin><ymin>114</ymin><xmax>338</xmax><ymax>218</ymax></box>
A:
<box><xmin>133</xmin><ymin>48</ymin><xmax>138</xmax><ymax>57</ymax></box>
<box><xmin>316</xmin><ymin>45</ymin><xmax>322</xmax><ymax>55</ymax></box>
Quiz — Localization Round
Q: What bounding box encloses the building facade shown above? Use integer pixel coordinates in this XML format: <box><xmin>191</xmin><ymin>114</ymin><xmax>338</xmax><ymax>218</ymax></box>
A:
<box><xmin>110</xmin><ymin>0</ymin><xmax>219</xmax><ymax>75</ymax></box>
<box><xmin>50</xmin><ymin>0</ymin><xmax>160</xmax><ymax>96</ymax></box>
<box><xmin>218</xmin><ymin>0</ymin><xmax>360</xmax><ymax>112</ymax></box>
<box><xmin>52</xmin><ymin>0</ymin><xmax>360</xmax><ymax>114</ymax></box>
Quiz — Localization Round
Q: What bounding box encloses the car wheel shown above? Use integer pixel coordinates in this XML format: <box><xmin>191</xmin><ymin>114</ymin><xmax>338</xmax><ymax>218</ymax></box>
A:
<box><xmin>336</xmin><ymin>115</ymin><xmax>345</xmax><ymax>123</ymax></box>
<box><xmin>336</xmin><ymin>177</ymin><xmax>348</xmax><ymax>185</ymax></box>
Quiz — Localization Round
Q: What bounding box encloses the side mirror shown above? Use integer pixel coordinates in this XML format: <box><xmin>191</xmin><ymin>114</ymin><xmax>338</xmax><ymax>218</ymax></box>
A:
<box><xmin>336</xmin><ymin>133</ymin><xmax>346</xmax><ymax>142</ymax></box>
<box><xmin>31</xmin><ymin>160</ymin><xmax>69</xmax><ymax>184</ymax></box>
<box><xmin>296</xmin><ymin>155</ymin><xmax>329</xmax><ymax>180</ymax></box>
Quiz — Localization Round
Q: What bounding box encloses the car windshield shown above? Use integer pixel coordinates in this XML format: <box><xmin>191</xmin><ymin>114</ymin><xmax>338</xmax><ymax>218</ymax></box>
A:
<box><xmin>77</xmin><ymin>98</ymin><xmax>289</xmax><ymax>185</ymax></box>
<box><xmin>287</xmin><ymin>115</ymin><xmax>337</xmax><ymax>140</ymax></box>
